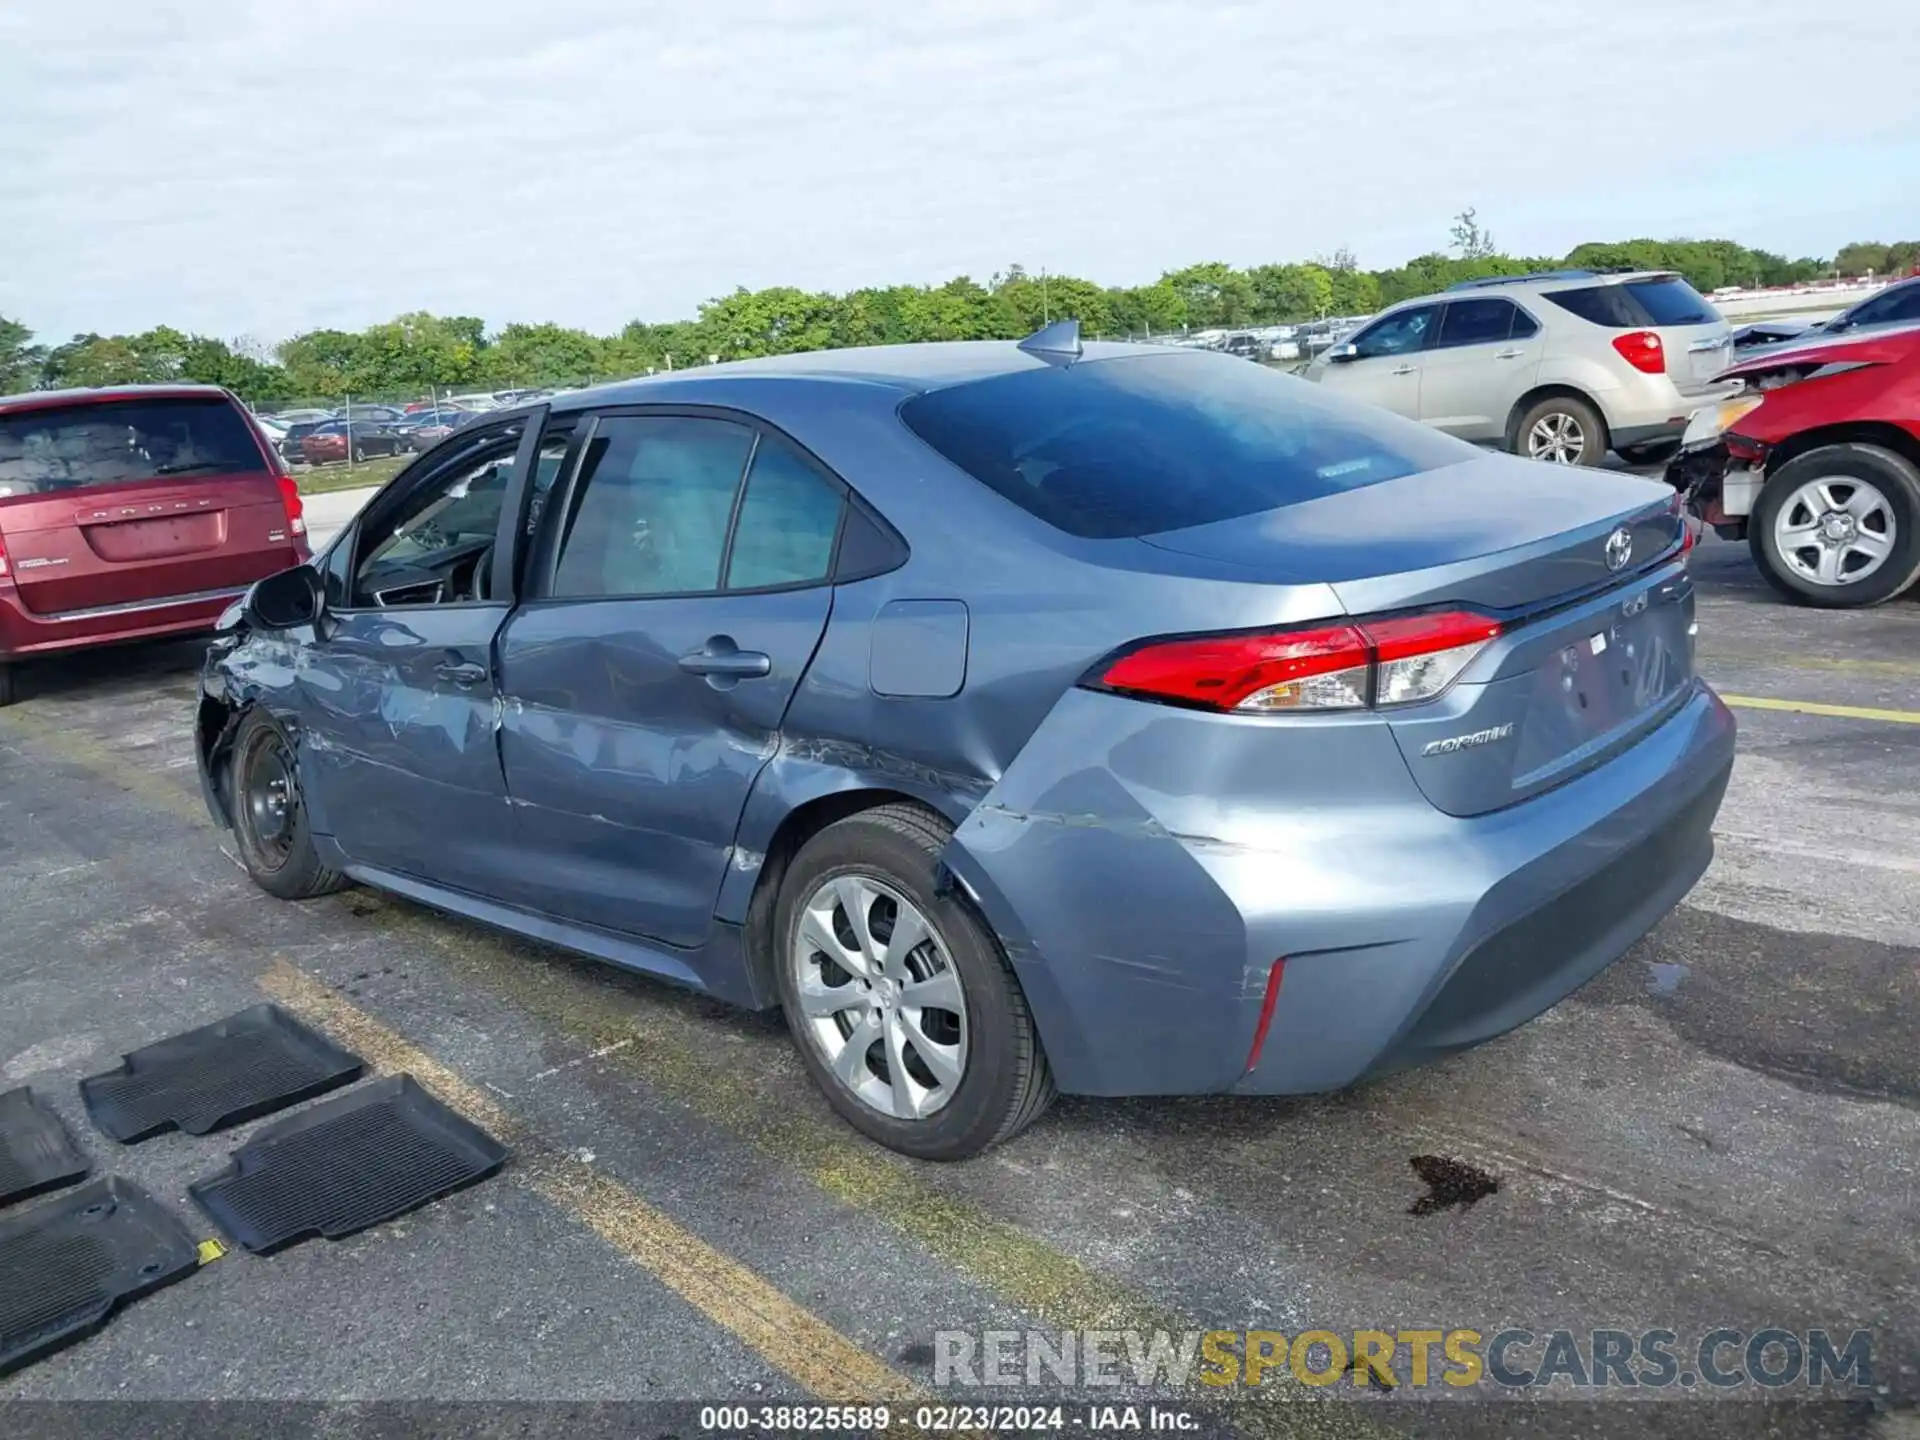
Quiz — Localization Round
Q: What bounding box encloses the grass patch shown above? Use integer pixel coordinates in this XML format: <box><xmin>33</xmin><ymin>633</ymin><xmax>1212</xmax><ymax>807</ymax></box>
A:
<box><xmin>293</xmin><ymin>454</ymin><xmax>409</xmax><ymax>495</ymax></box>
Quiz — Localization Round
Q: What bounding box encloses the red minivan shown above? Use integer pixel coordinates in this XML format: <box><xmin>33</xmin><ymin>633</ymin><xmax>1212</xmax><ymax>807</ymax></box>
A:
<box><xmin>0</xmin><ymin>384</ymin><xmax>310</xmax><ymax>705</ymax></box>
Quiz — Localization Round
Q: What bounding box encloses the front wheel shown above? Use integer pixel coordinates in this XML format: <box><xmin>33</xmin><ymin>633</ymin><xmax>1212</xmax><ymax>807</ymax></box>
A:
<box><xmin>228</xmin><ymin>709</ymin><xmax>348</xmax><ymax>900</ymax></box>
<box><xmin>1750</xmin><ymin>444</ymin><xmax>1920</xmax><ymax>608</ymax></box>
<box><xmin>1515</xmin><ymin>395</ymin><xmax>1608</xmax><ymax>467</ymax></box>
<box><xmin>774</xmin><ymin>804</ymin><xmax>1054</xmax><ymax>1160</ymax></box>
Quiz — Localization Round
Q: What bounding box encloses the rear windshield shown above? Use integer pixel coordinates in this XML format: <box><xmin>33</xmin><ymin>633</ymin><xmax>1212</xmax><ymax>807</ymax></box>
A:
<box><xmin>1542</xmin><ymin>276</ymin><xmax>1717</xmax><ymax>328</ymax></box>
<box><xmin>898</xmin><ymin>352</ymin><xmax>1474</xmax><ymax>540</ymax></box>
<box><xmin>0</xmin><ymin>397</ymin><xmax>266</xmax><ymax>496</ymax></box>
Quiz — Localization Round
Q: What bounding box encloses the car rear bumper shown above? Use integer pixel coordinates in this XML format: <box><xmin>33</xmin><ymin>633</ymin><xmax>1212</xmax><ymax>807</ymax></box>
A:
<box><xmin>0</xmin><ymin>548</ymin><xmax>305</xmax><ymax>661</ymax></box>
<box><xmin>1600</xmin><ymin>378</ymin><xmax>1739</xmax><ymax>447</ymax></box>
<box><xmin>943</xmin><ymin>681</ymin><xmax>1735</xmax><ymax>1098</ymax></box>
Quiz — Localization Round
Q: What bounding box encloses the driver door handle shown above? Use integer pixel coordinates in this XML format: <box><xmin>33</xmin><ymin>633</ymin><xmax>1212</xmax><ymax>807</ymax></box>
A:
<box><xmin>435</xmin><ymin>660</ymin><xmax>489</xmax><ymax>687</ymax></box>
<box><xmin>679</xmin><ymin>639</ymin><xmax>772</xmax><ymax>679</ymax></box>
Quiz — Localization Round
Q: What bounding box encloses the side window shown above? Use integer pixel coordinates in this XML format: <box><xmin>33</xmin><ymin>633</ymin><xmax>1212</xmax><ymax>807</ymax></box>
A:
<box><xmin>349</xmin><ymin>430</ymin><xmax>522</xmax><ymax>607</ymax></box>
<box><xmin>1436</xmin><ymin>298</ymin><xmax>1520</xmax><ymax>349</ymax></box>
<box><xmin>1509</xmin><ymin>306</ymin><xmax>1540</xmax><ymax>338</ymax></box>
<box><xmin>1849</xmin><ymin>286</ymin><xmax>1920</xmax><ymax>327</ymax></box>
<box><xmin>550</xmin><ymin>416</ymin><xmax>754</xmax><ymax>599</ymax></box>
<box><xmin>725</xmin><ymin>432</ymin><xmax>845</xmax><ymax>590</ymax></box>
<box><xmin>1350</xmin><ymin>305</ymin><xmax>1437</xmax><ymax>359</ymax></box>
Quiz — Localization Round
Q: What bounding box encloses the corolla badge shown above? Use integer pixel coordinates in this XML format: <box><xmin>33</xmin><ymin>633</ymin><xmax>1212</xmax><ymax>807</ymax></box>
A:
<box><xmin>1604</xmin><ymin>526</ymin><xmax>1634</xmax><ymax>572</ymax></box>
<box><xmin>1421</xmin><ymin>722</ymin><xmax>1514</xmax><ymax>757</ymax></box>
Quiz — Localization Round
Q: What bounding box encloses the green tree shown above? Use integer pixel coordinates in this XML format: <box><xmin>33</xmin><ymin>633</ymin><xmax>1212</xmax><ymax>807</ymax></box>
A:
<box><xmin>1161</xmin><ymin>262</ymin><xmax>1256</xmax><ymax>328</ymax></box>
<box><xmin>0</xmin><ymin>316</ymin><xmax>45</xmax><ymax>392</ymax></box>
<box><xmin>482</xmin><ymin>322</ymin><xmax>606</xmax><ymax>386</ymax></box>
<box><xmin>1248</xmin><ymin>263</ymin><xmax>1334</xmax><ymax>321</ymax></box>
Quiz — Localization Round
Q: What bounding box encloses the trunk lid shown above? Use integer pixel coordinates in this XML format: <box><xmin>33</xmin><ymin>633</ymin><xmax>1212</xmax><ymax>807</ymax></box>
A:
<box><xmin>0</xmin><ymin>394</ymin><xmax>303</xmax><ymax>616</ymax></box>
<box><xmin>1140</xmin><ymin>453</ymin><xmax>1695</xmax><ymax>816</ymax></box>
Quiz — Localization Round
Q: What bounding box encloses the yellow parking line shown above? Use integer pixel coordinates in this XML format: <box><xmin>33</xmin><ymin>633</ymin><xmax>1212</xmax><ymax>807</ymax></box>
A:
<box><xmin>10</xmin><ymin>707</ymin><xmax>1385</xmax><ymax>1439</ymax></box>
<box><xmin>259</xmin><ymin>961</ymin><xmax>928</xmax><ymax>1410</ymax></box>
<box><xmin>1720</xmin><ymin>695</ymin><xmax>1920</xmax><ymax>725</ymax></box>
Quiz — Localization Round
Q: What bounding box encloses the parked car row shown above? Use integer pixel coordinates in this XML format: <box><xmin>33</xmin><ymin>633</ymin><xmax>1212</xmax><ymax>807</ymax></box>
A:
<box><xmin>253</xmin><ymin>389</ymin><xmax>568</xmax><ymax>466</ymax></box>
<box><xmin>266</xmin><ymin>409</ymin><xmax>484</xmax><ymax>466</ymax></box>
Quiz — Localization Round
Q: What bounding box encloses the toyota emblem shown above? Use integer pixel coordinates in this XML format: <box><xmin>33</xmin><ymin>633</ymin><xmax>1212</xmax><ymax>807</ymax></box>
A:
<box><xmin>1604</xmin><ymin>527</ymin><xmax>1633</xmax><ymax>572</ymax></box>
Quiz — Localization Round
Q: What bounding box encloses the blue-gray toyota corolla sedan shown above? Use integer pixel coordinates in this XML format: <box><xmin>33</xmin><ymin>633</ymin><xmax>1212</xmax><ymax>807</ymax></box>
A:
<box><xmin>196</xmin><ymin>326</ymin><xmax>1735</xmax><ymax>1160</ymax></box>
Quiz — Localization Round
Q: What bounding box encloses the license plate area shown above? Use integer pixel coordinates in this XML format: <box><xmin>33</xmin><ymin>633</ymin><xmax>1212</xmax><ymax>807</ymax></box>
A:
<box><xmin>82</xmin><ymin>512</ymin><xmax>226</xmax><ymax>562</ymax></box>
<box><xmin>1690</xmin><ymin>343</ymin><xmax>1731</xmax><ymax>381</ymax></box>
<box><xmin>1512</xmin><ymin>596</ymin><xmax>1692</xmax><ymax>786</ymax></box>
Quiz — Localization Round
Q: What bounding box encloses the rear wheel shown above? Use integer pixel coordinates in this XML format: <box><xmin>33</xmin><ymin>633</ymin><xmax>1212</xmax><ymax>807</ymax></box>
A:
<box><xmin>774</xmin><ymin>803</ymin><xmax>1054</xmax><ymax>1160</ymax></box>
<box><xmin>0</xmin><ymin>663</ymin><xmax>15</xmax><ymax>708</ymax></box>
<box><xmin>229</xmin><ymin>709</ymin><xmax>348</xmax><ymax>900</ymax></box>
<box><xmin>1749</xmin><ymin>444</ymin><xmax>1920</xmax><ymax>608</ymax></box>
<box><xmin>1515</xmin><ymin>395</ymin><xmax>1607</xmax><ymax>467</ymax></box>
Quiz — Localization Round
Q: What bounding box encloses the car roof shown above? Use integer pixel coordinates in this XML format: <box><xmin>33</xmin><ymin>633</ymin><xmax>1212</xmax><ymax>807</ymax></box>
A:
<box><xmin>0</xmin><ymin>382</ymin><xmax>235</xmax><ymax>417</ymax></box>
<box><xmin>548</xmin><ymin>339</ymin><xmax>1189</xmax><ymax>414</ymax></box>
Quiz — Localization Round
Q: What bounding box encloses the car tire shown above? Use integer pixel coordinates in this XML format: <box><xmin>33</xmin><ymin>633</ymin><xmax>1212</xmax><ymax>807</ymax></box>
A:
<box><xmin>1514</xmin><ymin>395</ymin><xmax>1608</xmax><ymax>467</ymax></box>
<box><xmin>228</xmin><ymin>708</ymin><xmax>348</xmax><ymax>900</ymax></box>
<box><xmin>0</xmin><ymin>663</ymin><xmax>15</xmax><ymax>708</ymax></box>
<box><xmin>1749</xmin><ymin>444</ymin><xmax>1920</xmax><ymax>609</ymax></box>
<box><xmin>774</xmin><ymin>803</ymin><xmax>1055</xmax><ymax>1161</ymax></box>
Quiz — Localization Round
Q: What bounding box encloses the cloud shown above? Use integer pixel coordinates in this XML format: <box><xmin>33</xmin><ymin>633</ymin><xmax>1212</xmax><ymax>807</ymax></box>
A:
<box><xmin>1</xmin><ymin>0</ymin><xmax>1913</xmax><ymax>344</ymax></box>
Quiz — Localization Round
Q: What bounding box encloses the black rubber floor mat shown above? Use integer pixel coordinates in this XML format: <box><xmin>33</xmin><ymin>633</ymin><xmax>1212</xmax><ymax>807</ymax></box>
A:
<box><xmin>80</xmin><ymin>1003</ymin><xmax>365</xmax><ymax>1143</ymax></box>
<box><xmin>0</xmin><ymin>1176</ymin><xmax>198</xmax><ymax>1376</ymax></box>
<box><xmin>0</xmin><ymin>1088</ymin><xmax>90</xmax><ymax>1209</ymax></box>
<box><xmin>189</xmin><ymin>1075</ymin><xmax>507</xmax><ymax>1254</ymax></box>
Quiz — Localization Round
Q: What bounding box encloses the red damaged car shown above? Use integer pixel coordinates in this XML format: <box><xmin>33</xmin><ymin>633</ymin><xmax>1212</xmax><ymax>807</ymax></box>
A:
<box><xmin>1667</xmin><ymin>324</ymin><xmax>1920</xmax><ymax>607</ymax></box>
<box><xmin>0</xmin><ymin>385</ymin><xmax>309</xmax><ymax>705</ymax></box>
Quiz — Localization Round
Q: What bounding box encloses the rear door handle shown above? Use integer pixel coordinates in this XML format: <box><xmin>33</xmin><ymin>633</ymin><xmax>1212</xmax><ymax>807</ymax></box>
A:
<box><xmin>1390</xmin><ymin>364</ymin><xmax>1417</xmax><ymax>376</ymax></box>
<box><xmin>679</xmin><ymin>639</ymin><xmax>772</xmax><ymax>680</ymax></box>
<box><xmin>434</xmin><ymin>660</ymin><xmax>488</xmax><ymax>686</ymax></box>
<box><xmin>1494</xmin><ymin>348</ymin><xmax>1523</xmax><ymax>359</ymax></box>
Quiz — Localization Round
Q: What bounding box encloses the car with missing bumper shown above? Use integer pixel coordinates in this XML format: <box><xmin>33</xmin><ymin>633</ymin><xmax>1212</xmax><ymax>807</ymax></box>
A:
<box><xmin>1667</xmin><ymin>323</ymin><xmax>1920</xmax><ymax>607</ymax></box>
<box><xmin>194</xmin><ymin>326</ymin><xmax>1734</xmax><ymax>1161</ymax></box>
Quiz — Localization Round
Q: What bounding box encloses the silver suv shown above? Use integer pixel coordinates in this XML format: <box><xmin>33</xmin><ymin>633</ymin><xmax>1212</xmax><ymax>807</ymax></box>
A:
<box><xmin>1302</xmin><ymin>269</ymin><xmax>1736</xmax><ymax>466</ymax></box>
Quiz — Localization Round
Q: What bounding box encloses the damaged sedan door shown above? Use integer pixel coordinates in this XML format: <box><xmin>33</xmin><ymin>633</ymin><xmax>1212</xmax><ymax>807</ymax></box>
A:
<box><xmin>495</xmin><ymin>411</ymin><xmax>850</xmax><ymax>956</ymax></box>
<box><xmin>295</xmin><ymin>414</ymin><xmax>557</xmax><ymax>898</ymax></box>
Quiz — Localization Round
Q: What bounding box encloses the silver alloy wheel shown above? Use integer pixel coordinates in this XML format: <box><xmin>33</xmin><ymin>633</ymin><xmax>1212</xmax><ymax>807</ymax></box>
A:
<box><xmin>1772</xmin><ymin>475</ymin><xmax>1896</xmax><ymax>587</ymax></box>
<box><xmin>1527</xmin><ymin>411</ymin><xmax>1586</xmax><ymax>464</ymax></box>
<box><xmin>790</xmin><ymin>874</ymin><xmax>969</xmax><ymax>1120</ymax></box>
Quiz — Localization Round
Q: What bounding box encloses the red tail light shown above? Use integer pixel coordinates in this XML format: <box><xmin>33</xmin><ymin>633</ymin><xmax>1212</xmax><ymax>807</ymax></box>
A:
<box><xmin>1611</xmin><ymin>330</ymin><xmax>1666</xmax><ymax>375</ymax></box>
<box><xmin>1092</xmin><ymin>609</ymin><xmax>1503</xmax><ymax>714</ymax></box>
<box><xmin>276</xmin><ymin>474</ymin><xmax>307</xmax><ymax>537</ymax></box>
<box><xmin>0</xmin><ymin>531</ymin><xmax>9</xmax><ymax>579</ymax></box>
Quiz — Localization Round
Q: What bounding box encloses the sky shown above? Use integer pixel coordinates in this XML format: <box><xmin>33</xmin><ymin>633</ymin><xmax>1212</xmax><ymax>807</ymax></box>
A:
<box><xmin>2</xmin><ymin>0</ymin><xmax>1917</xmax><ymax>347</ymax></box>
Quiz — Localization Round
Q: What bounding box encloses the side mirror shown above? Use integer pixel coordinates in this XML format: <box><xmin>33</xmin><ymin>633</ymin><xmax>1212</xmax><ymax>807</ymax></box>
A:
<box><xmin>247</xmin><ymin>563</ymin><xmax>325</xmax><ymax>630</ymax></box>
<box><xmin>1328</xmin><ymin>343</ymin><xmax>1361</xmax><ymax>363</ymax></box>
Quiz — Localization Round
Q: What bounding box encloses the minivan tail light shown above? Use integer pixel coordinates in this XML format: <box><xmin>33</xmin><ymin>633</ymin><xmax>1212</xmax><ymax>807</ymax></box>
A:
<box><xmin>1611</xmin><ymin>330</ymin><xmax>1666</xmax><ymax>375</ymax></box>
<box><xmin>1092</xmin><ymin>609</ymin><xmax>1502</xmax><ymax>714</ymax></box>
<box><xmin>0</xmin><ymin>531</ymin><xmax>9</xmax><ymax>579</ymax></box>
<box><xmin>276</xmin><ymin>474</ymin><xmax>306</xmax><ymax>537</ymax></box>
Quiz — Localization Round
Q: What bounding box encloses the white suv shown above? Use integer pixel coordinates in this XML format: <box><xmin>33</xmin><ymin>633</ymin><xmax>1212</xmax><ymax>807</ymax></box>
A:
<box><xmin>1303</xmin><ymin>269</ymin><xmax>1737</xmax><ymax>466</ymax></box>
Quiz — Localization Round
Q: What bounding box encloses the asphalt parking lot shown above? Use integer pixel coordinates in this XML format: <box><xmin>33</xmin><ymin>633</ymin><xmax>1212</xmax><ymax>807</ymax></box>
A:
<box><xmin>2</xmin><ymin>531</ymin><xmax>1918</xmax><ymax>1439</ymax></box>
